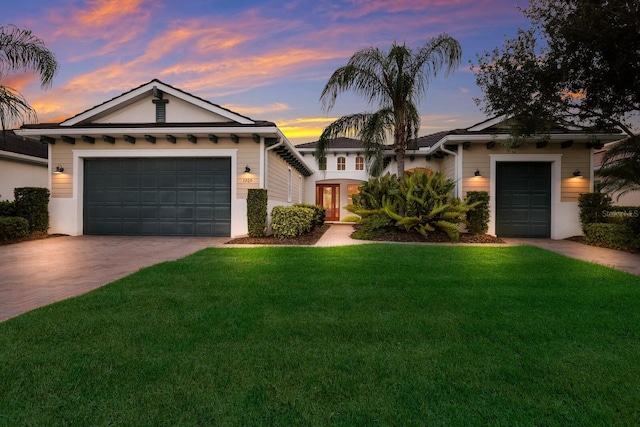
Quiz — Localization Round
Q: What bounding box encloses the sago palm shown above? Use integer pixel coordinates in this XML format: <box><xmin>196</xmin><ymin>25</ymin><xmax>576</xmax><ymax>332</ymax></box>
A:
<box><xmin>316</xmin><ymin>35</ymin><xmax>462</xmax><ymax>177</ymax></box>
<box><xmin>0</xmin><ymin>25</ymin><xmax>58</xmax><ymax>132</ymax></box>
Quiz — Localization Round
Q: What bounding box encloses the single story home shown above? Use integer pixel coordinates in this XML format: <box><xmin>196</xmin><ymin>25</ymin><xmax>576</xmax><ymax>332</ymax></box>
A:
<box><xmin>16</xmin><ymin>79</ymin><xmax>311</xmax><ymax>237</ymax></box>
<box><xmin>297</xmin><ymin>116</ymin><xmax>623</xmax><ymax>239</ymax></box>
<box><xmin>0</xmin><ymin>130</ymin><xmax>48</xmax><ymax>201</ymax></box>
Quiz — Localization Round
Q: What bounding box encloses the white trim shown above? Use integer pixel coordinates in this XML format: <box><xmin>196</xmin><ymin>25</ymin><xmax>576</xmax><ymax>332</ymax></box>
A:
<box><xmin>287</xmin><ymin>167</ymin><xmax>292</xmax><ymax>202</ymax></box>
<box><xmin>0</xmin><ymin>150</ymin><xmax>47</xmax><ymax>165</ymax></box>
<box><xmin>17</xmin><ymin>126</ymin><xmax>281</xmax><ymax>138</ymax></box>
<box><xmin>489</xmin><ymin>153</ymin><xmax>563</xmax><ymax>239</ymax></box>
<box><xmin>61</xmin><ymin>81</ymin><xmax>253</xmax><ymax>126</ymax></box>
<box><xmin>466</xmin><ymin>115</ymin><xmax>509</xmax><ymax>131</ymax></box>
<box><xmin>71</xmin><ymin>148</ymin><xmax>238</xmax><ymax>236</ymax></box>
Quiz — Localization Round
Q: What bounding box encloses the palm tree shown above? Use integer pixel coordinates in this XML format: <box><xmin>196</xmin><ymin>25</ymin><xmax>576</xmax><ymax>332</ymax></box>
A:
<box><xmin>316</xmin><ymin>35</ymin><xmax>462</xmax><ymax>177</ymax></box>
<box><xmin>0</xmin><ymin>25</ymin><xmax>58</xmax><ymax>133</ymax></box>
<box><xmin>597</xmin><ymin>136</ymin><xmax>640</xmax><ymax>200</ymax></box>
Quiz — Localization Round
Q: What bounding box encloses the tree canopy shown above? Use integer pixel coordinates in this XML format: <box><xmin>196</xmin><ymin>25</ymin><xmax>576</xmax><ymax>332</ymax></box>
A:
<box><xmin>316</xmin><ymin>35</ymin><xmax>462</xmax><ymax>177</ymax></box>
<box><xmin>0</xmin><ymin>24</ymin><xmax>58</xmax><ymax>132</ymax></box>
<box><xmin>472</xmin><ymin>0</ymin><xmax>640</xmax><ymax>196</ymax></box>
<box><xmin>472</xmin><ymin>0</ymin><xmax>640</xmax><ymax>139</ymax></box>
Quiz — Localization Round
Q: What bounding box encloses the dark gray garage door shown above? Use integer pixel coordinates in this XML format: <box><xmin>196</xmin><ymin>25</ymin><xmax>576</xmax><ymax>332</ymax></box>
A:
<box><xmin>496</xmin><ymin>162</ymin><xmax>551</xmax><ymax>238</ymax></box>
<box><xmin>84</xmin><ymin>158</ymin><xmax>231</xmax><ymax>236</ymax></box>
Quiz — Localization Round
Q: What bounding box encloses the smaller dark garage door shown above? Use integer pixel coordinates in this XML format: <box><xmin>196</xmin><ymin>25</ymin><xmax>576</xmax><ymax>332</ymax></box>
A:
<box><xmin>496</xmin><ymin>162</ymin><xmax>551</xmax><ymax>238</ymax></box>
<box><xmin>84</xmin><ymin>158</ymin><xmax>231</xmax><ymax>236</ymax></box>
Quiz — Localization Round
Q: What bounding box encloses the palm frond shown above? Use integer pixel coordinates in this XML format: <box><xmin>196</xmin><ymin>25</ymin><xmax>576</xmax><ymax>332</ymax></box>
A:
<box><xmin>598</xmin><ymin>136</ymin><xmax>640</xmax><ymax>198</ymax></box>
<box><xmin>0</xmin><ymin>85</ymin><xmax>37</xmax><ymax>131</ymax></box>
<box><xmin>0</xmin><ymin>25</ymin><xmax>58</xmax><ymax>88</ymax></box>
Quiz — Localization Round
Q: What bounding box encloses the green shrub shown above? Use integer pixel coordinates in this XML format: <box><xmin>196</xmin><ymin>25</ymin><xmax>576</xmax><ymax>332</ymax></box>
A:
<box><xmin>0</xmin><ymin>200</ymin><xmax>16</xmax><ymax>217</ymax></box>
<box><xmin>271</xmin><ymin>206</ymin><xmax>314</xmax><ymax>238</ymax></box>
<box><xmin>465</xmin><ymin>191</ymin><xmax>490</xmax><ymax>235</ymax></box>
<box><xmin>341</xmin><ymin>215</ymin><xmax>361</xmax><ymax>223</ymax></box>
<box><xmin>247</xmin><ymin>189</ymin><xmax>268</xmax><ymax>237</ymax></box>
<box><xmin>14</xmin><ymin>187</ymin><xmax>50</xmax><ymax>232</ymax></box>
<box><xmin>351</xmin><ymin>213</ymin><xmax>395</xmax><ymax>240</ymax></box>
<box><xmin>583</xmin><ymin>223</ymin><xmax>631</xmax><ymax>250</ymax></box>
<box><xmin>384</xmin><ymin>171</ymin><xmax>478</xmax><ymax>242</ymax></box>
<box><xmin>0</xmin><ymin>217</ymin><xmax>30</xmax><ymax>241</ymax></box>
<box><xmin>607</xmin><ymin>206</ymin><xmax>640</xmax><ymax>250</ymax></box>
<box><xmin>578</xmin><ymin>193</ymin><xmax>611</xmax><ymax>232</ymax></box>
<box><xmin>349</xmin><ymin>173</ymin><xmax>402</xmax><ymax>216</ymax></box>
<box><xmin>294</xmin><ymin>203</ymin><xmax>325</xmax><ymax>228</ymax></box>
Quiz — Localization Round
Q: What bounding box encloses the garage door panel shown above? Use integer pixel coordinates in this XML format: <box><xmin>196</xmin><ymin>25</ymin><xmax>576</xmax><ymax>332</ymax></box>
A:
<box><xmin>496</xmin><ymin>162</ymin><xmax>551</xmax><ymax>238</ymax></box>
<box><xmin>178</xmin><ymin>175</ymin><xmax>195</xmax><ymax>187</ymax></box>
<box><xmin>84</xmin><ymin>157</ymin><xmax>231</xmax><ymax>236</ymax></box>
<box><xmin>159</xmin><ymin>191</ymin><xmax>176</xmax><ymax>203</ymax></box>
<box><xmin>141</xmin><ymin>191</ymin><xmax>158</xmax><ymax>203</ymax></box>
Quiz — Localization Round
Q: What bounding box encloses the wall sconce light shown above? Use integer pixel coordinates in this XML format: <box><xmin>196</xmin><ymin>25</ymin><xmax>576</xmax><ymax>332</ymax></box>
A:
<box><xmin>53</xmin><ymin>164</ymin><xmax>64</xmax><ymax>174</ymax></box>
<box><xmin>474</xmin><ymin>169</ymin><xmax>481</xmax><ymax>177</ymax></box>
<box><xmin>244</xmin><ymin>165</ymin><xmax>251</xmax><ymax>173</ymax></box>
<box><xmin>573</xmin><ymin>169</ymin><xmax>582</xmax><ymax>177</ymax></box>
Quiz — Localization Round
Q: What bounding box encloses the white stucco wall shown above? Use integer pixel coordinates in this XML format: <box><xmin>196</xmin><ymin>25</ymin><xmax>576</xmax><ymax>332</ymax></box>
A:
<box><xmin>0</xmin><ymin>156</ymin><xmax>48</xmax><ymax>201</ymax></box>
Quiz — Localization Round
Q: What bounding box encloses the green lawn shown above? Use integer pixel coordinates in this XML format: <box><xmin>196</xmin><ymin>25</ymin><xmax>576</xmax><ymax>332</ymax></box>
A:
<box><xmin>1</xmin><ymin>244</ymin><xmax>639</xmax><ymax>425</ymax></box>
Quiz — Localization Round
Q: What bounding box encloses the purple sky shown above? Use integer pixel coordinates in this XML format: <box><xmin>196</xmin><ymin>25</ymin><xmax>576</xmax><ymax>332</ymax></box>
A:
<box><xmin>5</xmin><ymin>0</ymin><xmax>531</xmax><ymax>144</ymax></box>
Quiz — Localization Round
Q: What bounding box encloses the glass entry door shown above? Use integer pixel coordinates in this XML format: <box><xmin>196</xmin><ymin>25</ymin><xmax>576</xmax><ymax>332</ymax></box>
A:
<box><xmin>316</xmin><ymin>184</ymin><xmax>340</xmax><ymax>221</ymax></box>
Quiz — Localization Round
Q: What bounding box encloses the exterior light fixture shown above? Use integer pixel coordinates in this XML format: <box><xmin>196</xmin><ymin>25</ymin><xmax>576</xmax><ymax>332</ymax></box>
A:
<box><xmin>244</xmin><ymin>165</ymin><xmax>251</xmax><ymax>173</ymax></box>
<box><xmin>54</xmin><ymin>165</ymin><xmax>64</xmax><ymax>174</ymax></box>
<box><xmin>474</xmin><ymin>169</ymin><xmax>481</xmax><ymax>177</ymax></box>
<box><xmin>573</xmin><ymin>169</ymin><xmax>582</xmax><ymax>177</ymax></box>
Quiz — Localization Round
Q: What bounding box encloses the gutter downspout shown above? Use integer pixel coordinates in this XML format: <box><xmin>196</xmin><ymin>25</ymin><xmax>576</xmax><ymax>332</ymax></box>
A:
<box><xmin>437</xmin><ymin>144</ymin><xmax>461</xmax><ymax>199</ymax></box>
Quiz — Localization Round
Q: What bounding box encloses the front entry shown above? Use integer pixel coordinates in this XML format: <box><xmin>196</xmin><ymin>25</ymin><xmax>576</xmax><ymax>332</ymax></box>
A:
<box><xmin>316</xmin><ymin>184</ymin><xmax>340</xmax><ymax>221</ymax></box>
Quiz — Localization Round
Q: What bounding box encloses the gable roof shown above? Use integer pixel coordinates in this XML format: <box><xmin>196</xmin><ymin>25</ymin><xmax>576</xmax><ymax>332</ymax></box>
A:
<box><xmin>0</xmin><ymin>130</ymin><xmax>47</xmax><ymax>159</ymax></box>
<box><xmin>60</xmin><ymin>79</ymin><xmax>255</xmax><ymax>126</ymax></box>
<box><xmin>421</xmin><ymin>116</ymin><xmax>623</xmax><ymax>153</ymax></box>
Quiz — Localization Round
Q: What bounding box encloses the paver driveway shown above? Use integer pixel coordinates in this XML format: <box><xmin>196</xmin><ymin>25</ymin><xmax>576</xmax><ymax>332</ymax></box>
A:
<box><xmin>0</xmin><ymin>236</ymin><xmax>227</xmax><ymax>322</ymax></box>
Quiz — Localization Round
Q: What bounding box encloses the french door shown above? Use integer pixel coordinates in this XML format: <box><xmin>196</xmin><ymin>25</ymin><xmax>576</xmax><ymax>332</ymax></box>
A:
<box><xmin>316</xmin><ymin>184</ymin><xmax>340</xmax><ymax>221</ymax></box>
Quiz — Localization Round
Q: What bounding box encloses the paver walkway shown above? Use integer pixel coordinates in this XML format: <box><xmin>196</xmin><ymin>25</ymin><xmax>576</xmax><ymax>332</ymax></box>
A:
<box><xmin>0</xmin><ymin>236</ymin><xmax>226</xmax><ymax>322</ymax></box>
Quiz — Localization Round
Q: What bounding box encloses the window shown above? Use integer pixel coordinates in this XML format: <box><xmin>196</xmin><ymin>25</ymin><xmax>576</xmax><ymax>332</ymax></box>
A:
<box><xmin>318</xmin><ymin>157</ymin><xmax>326</xmax><ymax>171</ymax></box>
<box><xmin>355</xmin><ymin>156</ymin><xmax>364</xmax><ymax>170</ymax></box>
<box><xmin>347</xmin><ymin>184</ymin><xmax>360</xmax><ymax>205</ymax></box>
<box><xmin>299</xmin><ymin>177</ymin><xmax>303</xmax><ymax>202</ymax></box>
<box><xmin>337</xmin><ymin>157</ymin><xmax>346</xmax><ymax>170</ymax></box>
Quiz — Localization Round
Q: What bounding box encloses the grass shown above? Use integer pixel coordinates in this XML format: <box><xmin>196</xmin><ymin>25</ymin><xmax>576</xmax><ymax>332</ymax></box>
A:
<box><xmin>1</xmin><ymin>244</ymin><xmax>639</xmax><ymax>425</ymax></box>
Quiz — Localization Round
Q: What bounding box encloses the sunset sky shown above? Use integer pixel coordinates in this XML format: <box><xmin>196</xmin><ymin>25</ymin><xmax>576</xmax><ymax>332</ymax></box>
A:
<box><xmin>5</xmin><ymin>0</ymin><xmax>530</xmax><ymax>144</ymax></box>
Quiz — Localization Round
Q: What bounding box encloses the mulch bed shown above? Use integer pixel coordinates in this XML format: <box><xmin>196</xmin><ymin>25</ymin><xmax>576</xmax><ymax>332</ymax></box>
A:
<box><xmin>0</xmin><ymin>231</ymin><xmax>67</xmax><ymax>246</ymax></box>
<box><xmin>226</xmin><ymin>224</ymin><xmax>505</xmax><ymax>245</ymax></box>
<box><xmin>226</xmin><ymin>224</ymin><xmax>331</xmax><ymax>245</ymax></box>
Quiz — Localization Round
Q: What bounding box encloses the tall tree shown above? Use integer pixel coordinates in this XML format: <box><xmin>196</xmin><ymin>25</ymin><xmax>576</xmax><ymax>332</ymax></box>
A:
<box><xmin>0</xmin><ymin>25</ymin><xmax>58</xmax><ymax>132</ymax></box>
<box><xmin>316</xmin><ymin>35</ymin><xmax>462</xmax><ymax>177</ymax></box>
<box><xmin>472</xmin><ymin>0</ymin><xmax>640</xmax><ymax>193</ymax></box>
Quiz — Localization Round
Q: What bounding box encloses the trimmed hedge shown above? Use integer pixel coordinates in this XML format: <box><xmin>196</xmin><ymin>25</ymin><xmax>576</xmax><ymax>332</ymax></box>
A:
<box><xmin>271</xmin><ymin>206</ymin><xmax>314</xmax><ymax>238</ymax></box>
<box><xmin>583</xmin><ymin>223</ymin><xmax>631</xmax><ymax>250</ymax></box>
<box><xmin>247</xmin><ymin>189</ymin><xmax>268</xmax><ymax>238</ymax></box>
<box><xmin>578</xmin><ymin>193</ymin><xmax>611</xmax><ymax>232</ymax></box>
<box><xmin>14</xmin><ymin>187</ymin><xmax>50</xmax><ymax>232</ymax></box>
<box><xmin>293</xmin><ymin>203</ymin><xmax>325</xmax><ymax>228</ymax></box>
<box><xmin>0</xmin><ymin>217</ymin><xmax>30</xmax><ymax>241</ymax></box>
<box><xmin>465</xmin><ymin>191</ymin><xmax>490</xmax><ymax>235</ymax></box>
<box><xmin>0</xmin><ymin>200</ymin><xmax>16</xmax><ymax>217</ymax></box>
